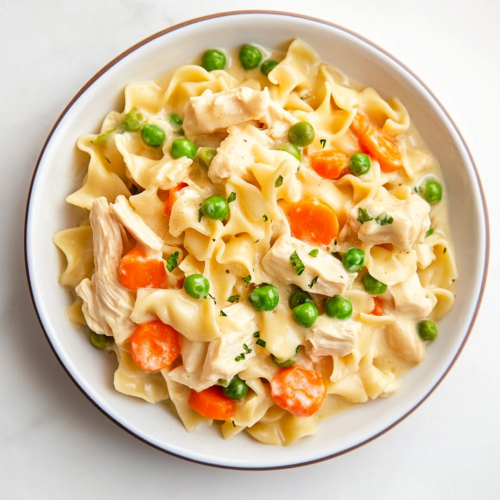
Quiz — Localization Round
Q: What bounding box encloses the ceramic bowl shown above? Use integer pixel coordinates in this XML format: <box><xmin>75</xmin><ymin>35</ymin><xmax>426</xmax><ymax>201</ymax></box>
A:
<box><xmin>25</xmin><ymin>11</ymin><xmax>488</xmax><ymax>469</ymax></box>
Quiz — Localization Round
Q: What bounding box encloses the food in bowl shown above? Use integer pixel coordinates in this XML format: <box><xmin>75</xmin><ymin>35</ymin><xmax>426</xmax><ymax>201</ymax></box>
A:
<box><xmin>53</xmin><ymin>39</ymin><xmax>457</xmax><ymax>446</ymax></box>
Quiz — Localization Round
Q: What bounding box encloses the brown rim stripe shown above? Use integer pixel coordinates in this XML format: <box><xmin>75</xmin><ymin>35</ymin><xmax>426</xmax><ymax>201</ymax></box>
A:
<box><xmin>24</xmin><ymin>10</ymin><xmax>490</xmax><ymax>471</ymax></box>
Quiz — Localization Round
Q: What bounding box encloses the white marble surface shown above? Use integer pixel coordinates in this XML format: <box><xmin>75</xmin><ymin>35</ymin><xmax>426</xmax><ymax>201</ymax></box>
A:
<box><xmin>1</xmin><ymin>0</ymin><xmax>499</xmax><ymax>498</ymax></box>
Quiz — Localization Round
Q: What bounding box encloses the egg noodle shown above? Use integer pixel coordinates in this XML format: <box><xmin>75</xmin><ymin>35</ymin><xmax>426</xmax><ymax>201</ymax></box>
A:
<box><xmin>53</xmin><ymin>40</ymin><xmax>457</xmax><ymax>446</ymax></box>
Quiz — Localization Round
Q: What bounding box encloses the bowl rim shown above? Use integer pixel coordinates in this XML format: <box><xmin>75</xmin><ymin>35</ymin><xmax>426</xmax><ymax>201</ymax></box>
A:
<box><xmin>24</xmin><ymin>10</ymin><xmax>490</xmax><ymax>470</ymax></box>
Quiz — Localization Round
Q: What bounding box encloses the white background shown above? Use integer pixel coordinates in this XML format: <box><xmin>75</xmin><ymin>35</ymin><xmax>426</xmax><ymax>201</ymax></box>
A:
<box><xmin>1</xmin><ymin>0</ymin><xmax>499</xmax><ymax>498</ymax></box>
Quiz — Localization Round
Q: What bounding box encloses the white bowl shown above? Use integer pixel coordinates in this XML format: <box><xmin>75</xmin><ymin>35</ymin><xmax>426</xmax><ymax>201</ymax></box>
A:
<box><xmin>25</xmin><ymin>11</ymin><xmax>489</xmax><ymax>469</ymax></box>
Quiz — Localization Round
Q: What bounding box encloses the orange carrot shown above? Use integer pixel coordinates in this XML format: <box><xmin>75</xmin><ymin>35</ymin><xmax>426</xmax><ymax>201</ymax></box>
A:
<box><xmin>310</xmin><ymin>149</ymin><xmax>348</xmax><ymax>180</ymax></box>
<box><xmin>119</xmin><ymin>246</ymin><xmax>167</xmax><ymax>290</ymax></box>
<box><xmin>371</xmin><ymin>296</ymin><xmax>384</xmax><ymax>316</ymax></box>
<box><xmin>288</xmin><ymin>199</ymin><xmax>339</xmax><ymax>245</ymax></box>
<box><xmin>164</xmin><ymin>182</ymin><xmax>188</xmax><ymax>216</ymax></box>
<box><xmin>271</xmin><ymin>365</ymin><xmax>326</xmax><ymax>417</ymax></box>
<box><xmin>188</xmin><ymin>386</ymin><xmax>236</xmax><ymax>420</ymax></box>
<box><xmin>350</xmin><ymin>113</ymin><xmax>369</xmax><ymax>135</ymax></box>
<box><xmin>130</xmin><ymin>320</ymin><xmax>180</xmax><ymax>371</ymax></box>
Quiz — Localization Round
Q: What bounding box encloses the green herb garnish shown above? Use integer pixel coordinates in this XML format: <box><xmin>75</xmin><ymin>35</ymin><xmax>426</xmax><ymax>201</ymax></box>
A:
<box><xmin>309</xmin><ymin>249</ymin><xmax>319</xmax><ymax>257</ymax></box>
<box><xmin>308</xmin><ymin>276</ymin><xmax>319</xmax><ymax>288</ymax></box>
<box><xmin>290</xmin><ymin>251</ymin><xmax>305</xmax><ymax>276</ymax></box>
<box><xmin>375</xmin><ymin>212</ymin><xmax>394</xmax><ymax>226</ymax></box>
<box><xmin>275</xmin><ymin>175</ymin><xmax>283</xmax><ymax>188</ymax></box>
<box><xmin>227</xmin><ymin>295</ymin><xmax>240</xmax><ymax>303</ymax></box>
<box><xmin>166</xmin><ymin>251</ymin><xmax>179</xmax><ymax>272</ymax></box>
<box><xmin>227</xmin><ymin>192</ymin><xmax>236</xmax><ymax>204</ymax></box>
<box><xmin>357</xmin><ymin>207</ymin><xmax>373</xmax><ymax>224</ymax></box>
<box><xmin>256</xmin><ymin>338</ymin><xmax>266</xmax><ymax>348</ymax></box>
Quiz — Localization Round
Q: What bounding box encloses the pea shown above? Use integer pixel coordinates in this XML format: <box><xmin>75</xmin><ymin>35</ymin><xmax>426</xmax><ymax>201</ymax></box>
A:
<box><xmin>325</xmin><ymin>295</ymin><xmax>352</xmax><ymax>320</ymax></box>
<box><xmin>201</xmin><ymin>49</ymin><xmax>226</xmax><ymax>72</ymax></box>
<box><xmin>417</xmin><ymin>320</ymin><xmax>438</xmax><ymax>341</ymax></box>
<box><xmin>201</xmin><ymin>196</ymin><xmax>229</xmax><ymax>220</ymax></box>
<box><xmin>184</xmin><ymin>274</ymin><xmax>210</xmax><ymax>299</ymax></box>
<box><xmin>289</xmin><ymin>121</ymin><xmax>315</xmax><ymax>147</ymax></box>
<box><xmin>363</xmin><ymin>273</ymin><xmax>387</xmax><ymax>295</ymax></box>
<box><xmin>239</xmin><ymin>44</ymin><xmax>262</xmax><ymax>70</ymax></box>
<box><xmin>123</xmin><ymin>108</ymin><xmax>144</xmax><ymax>132</ymax></box>
<box><xmin>248</xmin><ymin>285</ymin><xmax>279</xmax><ymax>311</ymax></box>
<box><xmin>293</xmin><ymin>302</ymin><xmax>318</xmax><ymax>328</ymax></box>
<box><xmin>196</xmin><ymin>147</ymin><xmax>217</xmax><ymax>168</ymax></box>
<box><xmin>261</xmin><ymin>59</ymin><xmax>278</xmax><ymax>76</ymax></box>
<box><xmin>419</xmin><ymin>180</ymin><xmax>442</xmax><ymax>204</ymax></box>
<box><xmin>349</xmin><ymin>153</ymin><xmax>371</xmax><ymax>176</ymax></box>
<box><xmin>171</xmin><ymin>138</ymin><xmax>197</xmax><ymax>159</ymax></box>
<box><xmin>342</xmin><ymin>248</ymin><xmax>365</xmax><ymax>273</ymax></box>
<box><xmin>141</xmin><ymin>124</ymin><xmax>166</xmax><ymax>148</ymax></box>
<box><xmin>279</xmin><ymin>143</ymin><xmax>301</xmax><ymax>162</ymax></box>
<box><xmin>223</xmin><ymin>376</ymin><xmax>249</xmax><ymax>400</ymax></box>
<box><xmin>90</xmin><ymin>331</ymin><xmax>114</xmax><ymax>349</ymax></box>
<box><xmin>167</xmin><ymin>113</ymin><xmax>183</xmax><ymax>127</ymax></box>
<box><xmin>272</xmin><ymin>353</ymin><xmax>297</xmax><ymax>368</ymax></box>
<box><xmin>288</xmin><ymin>289</ymin><xmax>313</xmax><ymax>309</ymax></box>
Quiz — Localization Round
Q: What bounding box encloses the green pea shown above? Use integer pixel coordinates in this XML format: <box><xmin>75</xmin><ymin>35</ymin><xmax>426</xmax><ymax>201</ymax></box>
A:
<box><xmin>293</xmin><ymin>302</ymin><xmax>318</xmax><ymax>328</ymax></box>
<box><xmin>417</xmin><ymin>320</ymin><xmax>438</xmax><ymax>341</ymax></box>
<box><xmin>184</xmin><ymin>274</ymin><xmax>210</xmax><ymax>299</ymax></box>
<box><xmin>201</xmin><ymin>49</ymin><xmax>226</xmax><ymax>72</ymax></box>
<box><xmin>248</xmin><ymin>285</ymin><xmax>279</xmax><ymax>311</ymax></box>
<box><xmin>239</xmin><ymin>44</ymin><xmax>262</xmax><ymax>70</ymax></box>
<box><xmin>279</xmin><ymin>143</ymin><xmax>301</xmax><ymax>162</ymax></box>
<box><xmin>289</xmin><ymin>121</ymin><xmax>315</xmax><ymax>147</ymax></box>
<box><xmin>196</xmin><ymin>147</ymin><xmax>217</xmax><ymax>168</ymax></box>
<box><xmin>272</xmin><ymin>353</ymin><xmax>297</xmax><ymax>368</ymax></box>
<box><xmin>363</xmin><ymin>273</ymin><xmax>387</xmax><ymax>295</ymax></box>
<box><xmin>261</xmin><ymin>59</ymin><xmax>278</xmax><ymax>76</ymax></box>
<box><xmin>349</xmin><ymin>153</ymin><xmax>371</xmax><ymax>176</ymax></box>
<box><xmin>123</xmin><ymin>108</ymin><xmax>144</xmax><ymax>132</ymax></box>
<box><xmin>325</xmin><ymin>295</ymin><xmax>352</xmax><ymax>320</ymax></box>
<box><xmin>419</xmin><ymin>180</ymin><xmax>442</xmax><ymax>204</ymax></box>
<box><xmin>288</xmin><ymin>289</ymin><xmax>313</xmax><ymax>309</ymax></box>
<box><xmin>201</xmin><ymin>196</ymin><xmax>229</xmax><ymax>220</ymax></box>
<box><xmin>223</xmin><ymin>376</ymin><xmax>249</xmax><ymax>400</ymax></box>
<box><xmin>167</xmin><ymin>113</ymin><xmax>183</xmax><ymax>128</ymax></box>
<box><xmin>342</xmin><ymin>248</ymin><xmax>366</xmax><ymax>273</ymax></box>
<box><xmin>90</xmin><ymin>331</ymin><xmax>114</xmax><ymax>349</ymax></box>
<box><xmin>171</xmin><ymin>138</ymin><xmax>197</xmax><ymax>159</ymax></box>
<box><xmin>141</xmin><ymin>124</ymin><xmax>166</xmax><ymax>148</ymax></box>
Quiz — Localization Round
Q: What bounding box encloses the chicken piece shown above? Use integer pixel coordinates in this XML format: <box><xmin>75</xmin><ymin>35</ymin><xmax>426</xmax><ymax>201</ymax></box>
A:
<box><xmin>349</xmin><ymin>195</ymin><xmax>430</xmax><ymax>252</ymax></box>
<box><xmin>307</xmin><ymin>316</ymin><xmax>360</xmax><ymax>358</ymax></box>
<box><xmin>208</xmin><ymin>124</ymin><xmax>273</xmax><ymax>184</ymax></box>
<box><xmin>389</xmin><ymin>273</ymin><xmax>437</xmax><ymax>320</ymax></box>
<box><xmin>262</xmin><ymin>236</ymin><xmax>356</xmax><ymax>296</ymax></box>
<box><xmin>385</xmin><ymin>318</ymin><xmax>425</xmax><ymax>364</ymax></box>
<box><xmin>111</xmin><ymin>195</ymin><xmax>163</xmax><ymax>255</ymax></box>
<box><xmin>416</xmin><ymin>242</ymin><xmax>435</xmax><ymax>269</ymax></box>
<box><xmin>75</xmin><ymin>197</ymin><xmax>136</xmax><ymax>344</ymax></box>
<box><xmin>167</xmin><ymin>365</ymin><xmax>212</xmax><ymax>392</ymax></box>
<box><xmin>201</xmin><ymin>303</ymin><xmax>257</xmax><ymax>386</ymax></box>
<box><xmin>260</xmin><ymin>100</ymin><xmax>298</xmax><ymax>141</ymax></box>
<box><xmin>181</xmin><ymin>338</ymin><xmax>209</xmax><ymax>374</ymax></box>
<box><xmin>183</xmin><ymin>87</ymin><xmax>271</xmax><ymax>137</ymax></box>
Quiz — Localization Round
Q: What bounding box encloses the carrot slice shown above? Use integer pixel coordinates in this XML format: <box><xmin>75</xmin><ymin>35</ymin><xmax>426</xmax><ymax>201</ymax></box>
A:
<box><xmin>358</xmin><ymin>128</ymin><xmax>402</xmax><ymax>173</ymax></box>
<box><xmin>350</xmin><ymin>113</ymin><xmax>369</xmax><ymax>135</ymax></box>
<box><xmin>371</xmin><ymin>296</ymin><xmax>384</xmax><ymax>316</ymax></box>
<box><xmin>271</xmin><ymin>365</ymin><xmax>326</xmax><ymax>417</ymax></box>
<box><xmin>119</xmin><ymin>246</ymin><xmax>167</xmax><ymax>290</ymax></box>
<box><xmin>288</xmin><ymin>199</ymin><xmax>339</xmax><ymax>245</ymax></box>
<box><xmin>310</xmin><ymin>149</ymin><xmax>348</xmax><ymax>180</ymax></box>
<box><xmin>130</xmin><ymin>320</ymin><xmax>180</xmax><ymax>371</ymax></box>
<box><xmin>188</xmin><ymin>386</ymin><xmax>236</xmax><ymax>420</ymax></box>
<box><xmin>164</xmin><ymin>182</ymin><xmax>188</xmax><ymax>216</ymax></box>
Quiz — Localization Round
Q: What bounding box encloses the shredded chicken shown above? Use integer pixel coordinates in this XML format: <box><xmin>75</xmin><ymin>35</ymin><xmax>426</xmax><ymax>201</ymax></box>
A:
<box><xmin>262</xmin><ymin>235</ymin><xmax>356</xmax><ymax>296</ymax></box>
<box><xmin>75</xmin><ymin>197</ymin><xmax>136</xmax><ymax>343</ymax></box>
<box><xmin>389</xmin><ymin>273</ymin><xmax>437</xmax><ymax>320</ymax></box>
<box><xmin>307</xmin><ymin>316</ymin><xmax>360</xmax><ymax>358</ymax></box>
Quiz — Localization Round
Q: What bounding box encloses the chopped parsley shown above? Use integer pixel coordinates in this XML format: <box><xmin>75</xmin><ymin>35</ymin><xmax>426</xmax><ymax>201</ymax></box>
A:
<box><xmin>357</xmin><ymin>207</ymin><xmax>373</xmax><ymax>224</ymax></box>
<box><xmin>227</xmin><ymin>192</ymin><xmax>236</xmax><ymax>204</ymax></box>
<box><xmin>308</xmin><ymin>276</ymin><xmax>319</xmax><ymax>288</ymax></box>
<box><xmin>198</xmin><ymin>208</ymin><xmax>203</xmax><ymax>222</ymax></box>
<box><xmin>263</xmin><ymin>215</ymin><xmax>268</xmax><ymax>222</ymax></box>
<box><xmin>309</xmin><ymin>248</ymin><xmax>319</xmax><ymax>257</ymax></box>
<box><xmin>275</xmin><ymin>175</ymin><xmax>283</xmax><ymax>188</ymax></box>
<box><xmin>290</xmin><ymin>251</ymin><xmax>305</xmax><ymax>276</ymax></box>
<box><xmin>295</xmin><ymin>345</ymin><xmax>300</xmax><ymax>354</ymax></box>
<box><xmin>256</xmin><ymin>338</ymin><xmax>266</xmax><ymax>348</ymax></box>
<box><xmin>320</xmin><ymin>139</ymin><xmax>326</xmax><ymax>149</ymax></box>
<box><xmin>425</xmin><ymin>228</ymin><xmax>434</xmax><ymax>238</ymax></box>
<box><xmin>227</xmin><ymin>295</ymin><xmax>240</xmax><ymax>303</ymax></box>
<box><xmin>235</xmin><ymin>353</ymin><xmax>245</xmax><ymax>362</ymax></box>
<box><xmin>243</xmin><ymin>343</ymin><xmax>252</xmax><ymax>354</ymax></box>
<box><xmin>165</xmin><ymin>251</ymin><xmax>179</xmax><ymax>272</ymax></box>
<box><xmin>253</xmin><ymin>332</ymin><xmax>260</xmax><ymax>338</ymax></box>
<box><xmin>242</xmin><ymin>275</ymin><xmax>251</xmax><ymax>287</ymax></box>
<box><xmin>220</xmin><ymin>310</ymin><xmax>227</xmax><ymax>317</ymax></box>
<box><xmin>375</xmin><ymin>212</ymin><xmax>394</xmax><ymax>226</ymax></box>
<box><xmin>206</xmin><ymin>293</ymin><xmax>216</xmax><ymax>304</ymax></box>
